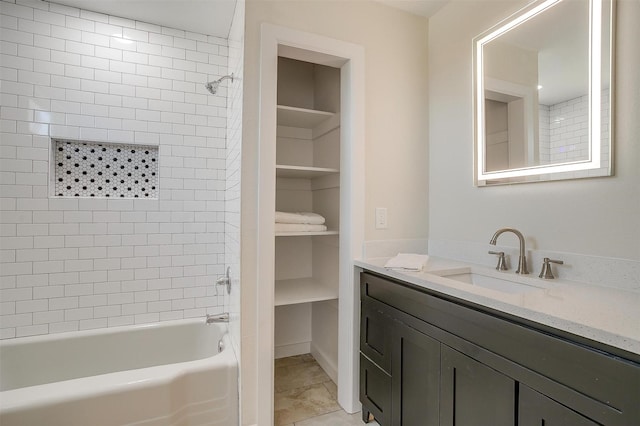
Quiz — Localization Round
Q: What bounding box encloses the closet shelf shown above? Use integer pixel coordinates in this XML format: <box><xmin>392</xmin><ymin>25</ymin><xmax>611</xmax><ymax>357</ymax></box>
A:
<box><xmin>277</xmin><ymin>105</ymin><xmax>335</xmax><ymax>128</ymax></box>
<box><xmin>275</xmin><ymin>278</ymin><xmax>338</xmax><ymax>306</ymax></box>
<box><xmin>275</xmin><ymin>229</ymin><xmax>339</xmax><ymax>237</ymax></box>
<box><xmin>276</xmin><ymin>165</ymin><xmax>339</xmax><ymax>179</ymax></box>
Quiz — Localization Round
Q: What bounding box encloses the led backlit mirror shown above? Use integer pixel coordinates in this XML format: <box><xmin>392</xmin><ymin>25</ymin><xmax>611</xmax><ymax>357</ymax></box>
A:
<box><xmin>473</xmin><ymin>0</ymin><xmax>614</xmax><ymax>185</ymax></box>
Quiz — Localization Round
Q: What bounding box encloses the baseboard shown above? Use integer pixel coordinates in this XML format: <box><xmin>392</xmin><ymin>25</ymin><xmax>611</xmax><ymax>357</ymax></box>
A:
<box><xmin>274</xmin><ymin>342</ymin><xmax>310</xmax><ymax>359</ymax></box>
<box><xmin>311</xmin><ymin>343</ymin><xmax>338</xmax><ymax>383</ymax></box>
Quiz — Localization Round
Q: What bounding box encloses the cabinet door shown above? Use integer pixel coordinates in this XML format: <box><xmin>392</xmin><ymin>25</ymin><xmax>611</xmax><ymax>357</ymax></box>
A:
<box><xmin>391</xmin><ymin>321</ymin><xmax>440</xmax><ymax>426</ymax></box>
<box><xmin>519</xmin><ymin>385</ymin><xmax>600</xmax><ymax>426</ymax></box>
<box><xmin>440</xmin><ymin>345</ymin><xmax>515</xmax><ymax>426</ymax></box>
<box><xmin>361</xmin><ymin>302</ymin><xmax>392</xmax><ymax>374</ymax></box>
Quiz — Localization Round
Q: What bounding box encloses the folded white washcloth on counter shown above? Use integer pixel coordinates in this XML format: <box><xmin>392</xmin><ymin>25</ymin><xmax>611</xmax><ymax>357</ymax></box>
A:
<box><xmin>275</xmin><ymin>211</ymin><xmax>326</xmax><ymax>225</ymax></box>
<box><xmin>384</xmin><ymin>253</ymin><xmax>430</xmax><ymax>271</ymax></box>
<box><xmin>275</xmin><ymin>223</ymin><xmax>328</xmax><ymax>233</ymax></box>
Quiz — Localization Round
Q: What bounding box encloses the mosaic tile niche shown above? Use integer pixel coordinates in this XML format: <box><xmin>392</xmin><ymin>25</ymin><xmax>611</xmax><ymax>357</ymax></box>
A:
<box><xmin>53</xmin><ymin>139</ymin><xmax>159</xmax><ymax>199</ymax></box>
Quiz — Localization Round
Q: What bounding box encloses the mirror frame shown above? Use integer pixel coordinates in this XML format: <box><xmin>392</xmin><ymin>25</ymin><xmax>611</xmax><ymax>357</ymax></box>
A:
<box><xmin>473</xmin><ymin>0</ymin><xmax>615</xmax><ymax>186</ymax></box>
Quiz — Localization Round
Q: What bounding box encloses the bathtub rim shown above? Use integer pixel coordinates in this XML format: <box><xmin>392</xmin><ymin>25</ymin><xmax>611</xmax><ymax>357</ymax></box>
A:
<box><xmin>0</xmin><ymin>316</ymin><xmax>216</xmax><ymax>347</ymax></box>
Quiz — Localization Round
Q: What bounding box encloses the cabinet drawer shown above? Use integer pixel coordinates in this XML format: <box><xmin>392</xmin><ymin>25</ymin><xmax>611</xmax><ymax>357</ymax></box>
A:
<box><xmin>360</xmin><ymin>301</ymin><xmax>392</xmax><ymax>374</ymax></box>
<box><xmin>360</xmin><ymin>353</ymin><xmax>391</xmax><ymax>426</ymax></box>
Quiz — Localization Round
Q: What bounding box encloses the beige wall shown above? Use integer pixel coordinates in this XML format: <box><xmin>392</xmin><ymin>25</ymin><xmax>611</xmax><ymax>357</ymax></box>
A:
<box><xmin>244</xmin><ymin>0</ymin><xmax>429</xmax><ymax>242</ymax></box>
<box><xmin>428</xmin><ymin>0</ymin><xmax>640</xmax><ymax>260</ymax></box>
<box><xmin>241</xmin><ymin>1</ymin><xmax>428</xmax><ymax>423</ymax></box>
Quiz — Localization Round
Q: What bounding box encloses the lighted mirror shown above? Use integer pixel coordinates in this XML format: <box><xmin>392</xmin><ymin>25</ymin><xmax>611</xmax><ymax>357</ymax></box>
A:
<box><xmin>473</xmin><ymin>0</ymin><xmax>614</xmax><ymax>185</ymax></box>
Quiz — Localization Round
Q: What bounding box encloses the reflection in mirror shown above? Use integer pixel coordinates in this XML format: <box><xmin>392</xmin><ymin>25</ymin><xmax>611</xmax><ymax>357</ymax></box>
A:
<box><xmin>473</xmin><ymin>0</ymin><xmax>614</xmax><ymax>185</ymax></box>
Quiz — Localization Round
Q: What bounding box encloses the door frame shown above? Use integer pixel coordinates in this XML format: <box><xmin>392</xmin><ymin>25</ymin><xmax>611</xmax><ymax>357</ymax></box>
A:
<box><xmin>256</xmin><ymin>23</ymin><xmax>365</xmax><ymax>424</ymax></box>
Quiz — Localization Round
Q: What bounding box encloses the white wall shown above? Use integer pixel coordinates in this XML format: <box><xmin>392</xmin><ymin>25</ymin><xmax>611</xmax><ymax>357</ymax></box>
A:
<box><xmin>428</xmin><ymin>0</ymin><xmax>640</xmax><ymax>261</ymax></box>
<box><xmin>0</xmin><ymin>0</ymin><xmax>230</xmax><ymax>338</ymax></box>
<box><xmin>241</xmin><ymin>1</ymin><xmax>428</xmax><ymax>423</ymax></box>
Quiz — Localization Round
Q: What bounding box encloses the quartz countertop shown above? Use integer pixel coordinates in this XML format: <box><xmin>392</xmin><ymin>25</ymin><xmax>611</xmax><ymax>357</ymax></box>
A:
<box><xmin>355</xmin><ymin>257</ymin><xmax>640</xmax><ymax>358</ymax></box>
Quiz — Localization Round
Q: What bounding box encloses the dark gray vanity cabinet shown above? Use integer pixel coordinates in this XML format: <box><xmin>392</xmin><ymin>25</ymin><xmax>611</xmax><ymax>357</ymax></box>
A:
<box><xmin>359</xmin><ymin>271</ymin><xmax>640</xmax><ymax>426</ymax></box>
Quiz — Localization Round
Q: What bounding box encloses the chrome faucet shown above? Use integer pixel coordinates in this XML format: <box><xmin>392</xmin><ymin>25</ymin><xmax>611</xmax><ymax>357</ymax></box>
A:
<box><xmin>205</xmin><ymin>313</ymin><xmax>229</xmax><ymax>324</ymax></box>
<box><xmin>489</xmin><ymin>228</ymin><xmax>529</xmax><ymax>274</ymax></box>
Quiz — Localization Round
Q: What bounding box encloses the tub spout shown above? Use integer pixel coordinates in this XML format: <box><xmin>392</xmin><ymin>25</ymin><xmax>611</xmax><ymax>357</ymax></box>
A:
<box><xmin>206</xmin><ymin>313</ymin><xmax>229</xmax><ymax>324</ymax></box>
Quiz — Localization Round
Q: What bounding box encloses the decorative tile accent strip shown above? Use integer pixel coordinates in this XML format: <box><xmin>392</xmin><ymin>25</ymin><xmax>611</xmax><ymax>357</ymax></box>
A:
<box><xmin>53</xmin><ymin>139</ymin><xmax>158</xmax><ymax>199</ymax></box>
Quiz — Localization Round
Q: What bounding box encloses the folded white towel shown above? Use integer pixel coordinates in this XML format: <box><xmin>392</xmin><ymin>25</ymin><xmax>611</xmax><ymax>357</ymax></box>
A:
<box><xmin>275</xmin><ymin>223</ymin><xmax>328</xmax><ymax>233</ymax></box>
<box><xmin>384</xmin><ymin>253</ymin><xmax>430</xmax><ymax>271</ymax></box>
<box><xmin>275</xmin><ymin>211</ymin><xmax>326</xmax><ymax>225</ymax></box>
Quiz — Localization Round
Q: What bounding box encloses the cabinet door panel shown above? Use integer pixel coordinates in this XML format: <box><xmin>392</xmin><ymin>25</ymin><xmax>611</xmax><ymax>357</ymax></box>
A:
<box><xmin>440</xmin><ymin>345</ymin><xmax>515</xmax><ymax>426</ymax></box>
<box><xmin>392</xmin><ymin>322</ymin><xmax>440</xmax><ymax>426</ymax></box>
<box><xmin>519</xmin><ymin>385</ymin><xmax>600</xmax><ymax>426</ymax></box>
<box><xmin>360</xmin><ymin>354</ymin><xmax>392</xmax><ymax>425</ymax></box>
<box><xmin>361</xmin><ymin>301</ymin><xmax>392</xmax><ymax>373</ymax></box>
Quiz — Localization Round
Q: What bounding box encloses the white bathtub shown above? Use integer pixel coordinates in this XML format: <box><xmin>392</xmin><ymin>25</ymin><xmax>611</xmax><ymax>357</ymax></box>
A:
<box><xmin>0</xmin><ymin>319</ymin><xmax>238</xmax><ymax>426</ymax></box>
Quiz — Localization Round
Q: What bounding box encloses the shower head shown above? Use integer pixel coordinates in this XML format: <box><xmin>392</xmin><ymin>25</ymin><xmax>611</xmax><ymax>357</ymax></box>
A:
<box><xmin>205</xmin><ymin>74</ymin><xmax>234</xmax><ymax>95</ymax></box>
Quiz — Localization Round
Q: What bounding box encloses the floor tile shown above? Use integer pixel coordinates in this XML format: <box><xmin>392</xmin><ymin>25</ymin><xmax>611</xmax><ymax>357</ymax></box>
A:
<box><xmin>295</xmin><ymin>410</ymin><xmax>380</xmax><ymax>425</ymax></box>
<box><xmin>274</xmin><ymin>383</ymin><xmax>340</xmax><ymax>425</ymax></box>
<box><xmin>275</xmin><ymin>360</ymin><xmax>332</xmax><ymax>392</ymax></box>
<box><xmin>322</xmin><ymin>380</ymin><xmax>337</xmax><ymax>400</ymax></box>
<box><xmin>275</xmin><ymin>354</ymin><xmax>375</xmax><ymax>426</ymax></box>
<box><xmin>275</xmin><ymin>353</ymin><xmax>314</xmax><ymax>368</ymax></box>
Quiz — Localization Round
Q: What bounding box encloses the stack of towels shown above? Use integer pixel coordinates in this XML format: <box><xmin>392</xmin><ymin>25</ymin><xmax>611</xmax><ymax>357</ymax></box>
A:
<box><xmin>384</xmin><ymin>253</ymin><xmax>430</xmax><ymax>272</ymax></box>
<box><xmin>275</xmin><ymin>211</ymin><xmax>328</xmax><ymax>233</ymax></box>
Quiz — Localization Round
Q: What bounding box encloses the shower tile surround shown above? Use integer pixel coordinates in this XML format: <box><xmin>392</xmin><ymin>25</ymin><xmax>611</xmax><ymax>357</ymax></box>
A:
<box><xmin>224</xmin><ymin>0</ymin><xmax>244</xmax><ymax>358</ymax></box>
<box><xmin>538</xmin><ymin>90</ymin><xmax>610</xmax><ymax>172</ymax></box>
<box><xmin>0</xmin><ymin>0</ymin><xmax>230</xmax><ymax>338</ymax></box>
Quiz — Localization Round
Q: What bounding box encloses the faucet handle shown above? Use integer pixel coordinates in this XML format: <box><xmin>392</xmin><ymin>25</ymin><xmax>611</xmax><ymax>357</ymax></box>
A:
<box><xmin>488</xmin><ymin>251</ymin><xmax>508</xmax><ymax>271</ymax></box>
<box><xmin>539</xmin><ymin>258</ymin><xmax>564</xmax><ymax>279</ymax></box>
<box><xmin>215</xmin><ymin>266</ymin><xmax>232</xmax><ymax>295</ymax></box>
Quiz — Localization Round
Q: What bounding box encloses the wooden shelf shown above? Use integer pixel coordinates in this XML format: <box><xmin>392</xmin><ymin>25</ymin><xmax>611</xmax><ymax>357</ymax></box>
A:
<box><xmin>275</xmin><ymin>278</ymin><xmax>338</xmax><ymax>306</ymax></box>
<box><xmin>276</xmin><ymin>165</ymin><xmax>339</xmax><ymax>179</ymax></box>
<box><xmin>277</xmin><ymin>105</ymin><xmax>335</xmax><ymax>128</ymax></box>
<box><xmin>275</xmin><ymin>230</ymin><xmax>339</xmax><ymax>237</ymax></box>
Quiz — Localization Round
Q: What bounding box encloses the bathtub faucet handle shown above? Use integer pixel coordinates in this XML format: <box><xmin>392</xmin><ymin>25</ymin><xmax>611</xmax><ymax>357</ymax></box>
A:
<box><xmin>215</xmin><ymin>266</ymin><xmax>232</xmax><ymax>295</ymax></box>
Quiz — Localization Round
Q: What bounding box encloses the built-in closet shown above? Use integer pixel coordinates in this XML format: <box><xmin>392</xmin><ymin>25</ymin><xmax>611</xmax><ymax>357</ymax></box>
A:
<box><xmin>274</xmin><ymin>57</ymin><xmax>341</xmax><ymax>382</ymax></box>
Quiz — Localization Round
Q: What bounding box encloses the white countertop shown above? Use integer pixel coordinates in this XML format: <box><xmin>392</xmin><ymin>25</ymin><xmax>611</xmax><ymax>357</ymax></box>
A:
<box><xmin>355</xmin><ymin>257</ymin><xmax>640</xmax><ymax>357</ymax></box>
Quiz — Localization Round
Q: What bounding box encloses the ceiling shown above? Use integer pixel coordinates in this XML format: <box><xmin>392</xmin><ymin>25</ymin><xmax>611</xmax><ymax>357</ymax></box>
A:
<box><xmin>376</xmin><ymin>0</ymin><xmax>448</xmax><ymax>17</ymax></box>
<box><xmin>52</xmin><ymin>0</ymin><xmax>237</xmax><ymax>38</ymax></box>
<box><xmin>489</xmin><ymin>0</ymin><xmax>591</xmax><ymax>105</ymax></box>
<box><xmin>53</xmin><ymin>1</ymin><xmax>449</xmax><ymax>39</ymax></box>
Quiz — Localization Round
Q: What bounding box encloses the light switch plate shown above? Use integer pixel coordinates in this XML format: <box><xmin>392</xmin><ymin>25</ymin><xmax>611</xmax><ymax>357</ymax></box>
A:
<box><xmin>375</xmin><ymin>207</ymin><xmax>388</xmax><ymax>229</ymax></box>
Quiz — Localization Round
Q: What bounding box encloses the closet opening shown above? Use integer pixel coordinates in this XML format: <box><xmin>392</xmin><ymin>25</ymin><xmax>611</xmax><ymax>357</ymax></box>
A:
<box><xmin>273</xmin><ymin>57</ymin><xmax>342</xmax><ymax>424</ymax></box>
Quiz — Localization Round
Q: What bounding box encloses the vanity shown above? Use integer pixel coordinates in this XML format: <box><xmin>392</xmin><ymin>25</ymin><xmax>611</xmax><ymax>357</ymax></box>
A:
<box><xmin>356</xmin><ymin>258</ymin><xmax>640</xmax><ymax>426</ymax></box>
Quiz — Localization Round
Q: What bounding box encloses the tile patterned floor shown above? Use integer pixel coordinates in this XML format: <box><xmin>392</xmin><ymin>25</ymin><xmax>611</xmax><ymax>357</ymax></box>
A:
<box><xmin>274</xmin><ymin>354</ymin><xmax>379</xmax><ymax>426</ymax></box>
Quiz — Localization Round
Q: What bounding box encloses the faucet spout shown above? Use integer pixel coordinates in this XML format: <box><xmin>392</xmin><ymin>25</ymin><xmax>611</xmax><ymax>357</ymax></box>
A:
<box><xmin>489</xmin><ymin>228</ymin><xmax>529</xmax><ymax>274</ymax></box>
<box><xmin>205</xmin><ymin>313</ymin><xmax>229</xmax><ymax>324</ymax></box>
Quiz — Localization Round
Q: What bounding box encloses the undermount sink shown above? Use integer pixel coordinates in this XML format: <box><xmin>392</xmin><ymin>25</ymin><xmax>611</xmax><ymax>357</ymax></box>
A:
<box><xmin>433</xmin><ymin>269</ymin><xmax>545</xmax><ymax>295</ymax></box>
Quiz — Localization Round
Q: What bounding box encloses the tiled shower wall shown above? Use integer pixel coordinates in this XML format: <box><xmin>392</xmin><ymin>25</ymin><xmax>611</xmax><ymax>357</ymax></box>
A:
<box><xmin>0</xmin><ymin>0</ymin><xmax>229</xmax><ymax>338</ymax></box>
<box><xmin>225</xmin><ymin>0</ymin><xmax>244</xmax><ymax>357</ymax></box>
<box><xmin>538</xmin><ymin>90</ymin><xmax>610</xmax><ymax>171</ymax></box>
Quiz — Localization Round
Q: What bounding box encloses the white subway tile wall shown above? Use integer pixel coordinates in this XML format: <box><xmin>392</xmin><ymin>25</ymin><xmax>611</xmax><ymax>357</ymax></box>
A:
<box><xmin>0</xmin><ymin>0</ymin><xmax>229</xmax><ymax>339</ymax></box>
<box><xmin>538</xmin><ymin>90</ymin><xmax>610</xmax><ymax>172</ymax></box>
<box><xmin>224</xmin><ymin>0</ymin><xmax>244</xmax><ymax>358</ymax></box>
